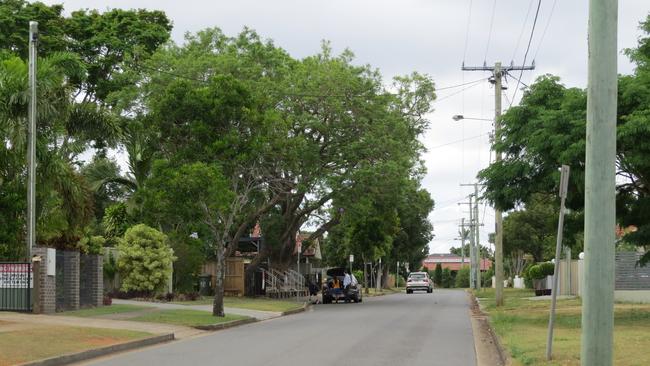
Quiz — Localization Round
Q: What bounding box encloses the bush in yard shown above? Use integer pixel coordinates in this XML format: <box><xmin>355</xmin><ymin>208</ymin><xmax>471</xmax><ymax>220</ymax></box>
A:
<box><xmin>539</xmin><ymin>262</ymin><xmax>555</xmax><ymax>277</ymax></box>
<box><xmin>482</xmin><ymin>267</ymin><xmax>494</xmax><ymax>288</ymax></box>
<box><xmin>117</xmin><ymin>224</ymin><xmax>175</xmax><ymax>295</ymax></box>
<box><xmin>441</xmin><ymin>268</ymin><xmax>453</xmax><ymax>288</ymax></box>
<box><xmin>168</xmin><ymin>232</ymin><xmax>204</xmax><ymax>293</ymax></box>
<box><xmin>434</xmin><ymin>263</ymin><xmax>443</xmax><ymax>286</ymax></box>
<box><xmin>455</xmin><ymin>266</ymin><xmax>470</xmax><ymax>288</ymax></box>
<box><xmin>526</xmin><ymin>264</ymin><xmax>544</xmax><ymax>280</ymax></box>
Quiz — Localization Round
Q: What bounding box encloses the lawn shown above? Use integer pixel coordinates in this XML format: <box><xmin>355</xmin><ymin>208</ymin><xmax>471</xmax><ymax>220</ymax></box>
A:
<box><xmin>475</xmin><ymin>288</ymin><xmax>650</xmax><ymax>366</ymax></box>
<box><xmin>173</xmin><ymin>297</ymin><xmax>304</xmax><ymax>312</ymax></box>
<box><xmin>58</xmin><ymin>304</ymin><xmax>153</xmax><ymax>317</ymax></box>
<box><xmin>130</xmin><ymin>309</ymin><xmax>249</xmax><ymax>327</ymax></box>
<box><xmin>0</xmin><ymin>324</ymin><xmax>150</xmax><ymax>366</ymax></box>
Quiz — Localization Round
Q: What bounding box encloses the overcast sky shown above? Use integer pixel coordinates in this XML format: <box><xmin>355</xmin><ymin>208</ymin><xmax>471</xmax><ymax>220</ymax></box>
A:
<box><xmin>45</xmin><ymin>0</ymin><xmax>650</xmax><ymax>254</ymax></box>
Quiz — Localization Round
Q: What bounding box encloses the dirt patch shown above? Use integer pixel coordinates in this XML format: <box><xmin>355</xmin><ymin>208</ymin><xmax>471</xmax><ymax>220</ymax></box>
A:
<box><xmin>467</xmin><ymin>291</ymin><xmax>508</xmax><ymax>366</ymax></box>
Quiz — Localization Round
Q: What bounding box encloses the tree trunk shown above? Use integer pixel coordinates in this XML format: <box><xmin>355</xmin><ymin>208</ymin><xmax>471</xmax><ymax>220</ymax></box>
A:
<box><xmin>363</xmin><ymin>255</ymin><xmax>369</xmax><ymax>294</ymax></box>
<box><xmin>212</xmin><ymin>245</ymin><xmax>225</xmax><ymax>317</ymax></box>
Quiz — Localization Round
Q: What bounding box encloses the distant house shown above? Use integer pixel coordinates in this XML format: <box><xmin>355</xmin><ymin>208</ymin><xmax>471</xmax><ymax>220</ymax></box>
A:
<box><xmin>422</xmin><ymin>253</ymin><xmax>492</xmax><ymax>272</ymax></box>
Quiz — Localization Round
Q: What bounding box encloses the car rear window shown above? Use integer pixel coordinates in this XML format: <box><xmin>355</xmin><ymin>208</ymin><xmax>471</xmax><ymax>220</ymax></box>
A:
<box><xmin>409</xmin><ymin>273</ymin><xmax>426</xmax><ymax>279</ymax></box>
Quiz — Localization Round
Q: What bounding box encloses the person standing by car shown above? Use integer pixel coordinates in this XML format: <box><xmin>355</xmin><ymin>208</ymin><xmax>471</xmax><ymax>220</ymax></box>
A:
<box><xmin>343</xmin><ymin>270</ymin><xmax>352</xmax><ymax>302</ymax></box>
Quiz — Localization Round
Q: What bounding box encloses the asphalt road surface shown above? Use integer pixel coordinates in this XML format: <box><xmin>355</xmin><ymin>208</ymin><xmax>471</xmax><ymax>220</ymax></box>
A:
<box><xmin>87</xmin><ymin>289</ymin><xmax>476</xmax><ymax>366</ymax></box>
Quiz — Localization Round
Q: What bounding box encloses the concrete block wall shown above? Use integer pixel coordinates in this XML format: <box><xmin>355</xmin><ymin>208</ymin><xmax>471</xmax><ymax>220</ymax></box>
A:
<box><xmin>63</xmin><ymin>251</ymin><xmax>80</xmax><ymax>311</ymax></box>
<box><xmin>80</xmin><ymin>254</ymin><xmax>103</xmax><ymax>307</ymax></box>
<box><xmin>32</xmin><ymin>247</ymin><xmax>56</xmax><ymax>314</ymax></box>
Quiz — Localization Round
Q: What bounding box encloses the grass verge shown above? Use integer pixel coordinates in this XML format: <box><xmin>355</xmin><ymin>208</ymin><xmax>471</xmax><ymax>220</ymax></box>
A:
<box><xmin>173</xmin><ymin>297</ymin><xmax>303</xmax><ymax>312</ymax></box>
<box><xmin>130</xmin><ymin>309</ymin><xmax>249</xmax><ymax>327</ymax></box>
<box><xmin>58</xmin><ymin>304</ymin><xmax>153</xmax><ymax>317</ymax></box>
<box><xmin>0</xmin><ymin>324</ymin><xmax>150</xmax><ymax>366</ymax></box>
<box><xmin>474</xmin><ymin>288</ymin><xmax>650</xmax><ymax>366</ymax></box>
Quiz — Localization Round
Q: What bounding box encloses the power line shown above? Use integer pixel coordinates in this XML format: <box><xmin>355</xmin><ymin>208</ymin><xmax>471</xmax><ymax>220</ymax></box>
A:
<box><xmin>136</xmin><ymin>62</ymin><xmax>486</xmax><ymax>98</ymax></box>
<box><xmin>435</xmin><ymin>80</ymin><xmax>484</xmax><ymax>102</ymax></box>
<box><xmin>510</xmin><ymin>0</ymin><xmax>542</xmax><ymax>107</ymax></box>
<box><xmin>462</xmin><ymin>0</ymin><xmax>474</xmax><ymax>63</ymax></box>
<box><xmin>511</xmin><ymin>0</ymin><xmax>535</xmax><ymax>62</ymax></box>
<box><xmin>505</xmin><ymin>70</ymin><xmax>529</xmax><ymax>88</ymax></box>
<box><xmin>429</xmin><ymin>133</ymin><xmax>489</xmax><ymax>150</ymax></box>
<box><xmin>532</xmin><ymin>0</ymin><xmax>559</xmax><ymax>61</ymax></box>
<box><xmin>483</xmin><ymin>0</ymin><xmax>498</xmax><ymax>63</ymax></box>
<box><xmin>437</xmin><ymin>77</ymin><xmax>488</xmax><ymax>91</ymax></box>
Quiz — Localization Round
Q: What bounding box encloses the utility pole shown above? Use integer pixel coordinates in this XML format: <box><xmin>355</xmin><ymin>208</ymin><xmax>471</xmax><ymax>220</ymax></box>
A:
<box><xmin>474</xmin><ymin>183</ymin><xmax>481</xmax><ymax>291</ymax></box>
<box><xmin>467</xmin><ymin>196</ymin><xmax>476</xmax><ymax>289</ymax></box>
<box><xmin>27</xmin><ymin>21</ymin><xmax>38</xmax><ymax>259</ymax></box>
<box><xmin>460</xmin><ymin>218</ymin><xmax>466</xmax><ymax>268</ymax></box>
<box><xmin>582</xmin><ymin>0</ymin><xmax>617</xmax><ymax>365</ymax></box>
<box><xmin>462</xmin><ymin>61</ymin><xmax>535</xmax><ymax>306</ymax></box>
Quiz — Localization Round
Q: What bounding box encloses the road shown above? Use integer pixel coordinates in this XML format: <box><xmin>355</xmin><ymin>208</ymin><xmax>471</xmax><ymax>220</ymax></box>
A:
<box><xmin>86</xmin><ymin>289</ymin><xmax>476</xmax><ymax>366</ymax></box>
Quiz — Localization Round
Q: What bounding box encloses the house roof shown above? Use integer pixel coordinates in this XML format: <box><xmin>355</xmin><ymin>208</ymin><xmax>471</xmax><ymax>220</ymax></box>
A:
<box><xmin>422</xmin><ymin>253</ymin><xmax>492</xmax><ymax>271</ymax></box>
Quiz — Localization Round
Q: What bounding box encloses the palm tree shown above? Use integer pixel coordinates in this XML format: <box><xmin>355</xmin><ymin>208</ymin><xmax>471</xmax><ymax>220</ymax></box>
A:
<box><xmin>0</xmin><ymin>53</ymin><xmax>107</xmax><ymax>255</ymax></box>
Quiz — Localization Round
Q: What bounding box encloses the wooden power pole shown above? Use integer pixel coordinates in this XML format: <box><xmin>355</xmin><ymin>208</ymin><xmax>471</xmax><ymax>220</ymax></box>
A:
<box><xmin>582</xmin><ymin>0</ymin><xmax>617</xmax><ymax>365</ymax></box>
<box><xmin>461</xmin><ymin>61</ymin><xmax>534</xmax><ymax>306</ymax></box>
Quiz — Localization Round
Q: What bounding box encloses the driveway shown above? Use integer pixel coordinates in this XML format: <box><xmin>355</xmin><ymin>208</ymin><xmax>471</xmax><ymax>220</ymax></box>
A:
<box><xmin>85</xmin><ymin>289</ymin><xmax>476</xmax><ymax>366</ymax></box>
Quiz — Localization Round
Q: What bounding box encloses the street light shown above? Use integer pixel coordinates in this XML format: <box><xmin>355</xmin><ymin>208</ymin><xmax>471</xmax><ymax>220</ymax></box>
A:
<box><xmin>452</xmin><ymin>114</ymin><xmax>493</xmax><ymax>122</ymax></box>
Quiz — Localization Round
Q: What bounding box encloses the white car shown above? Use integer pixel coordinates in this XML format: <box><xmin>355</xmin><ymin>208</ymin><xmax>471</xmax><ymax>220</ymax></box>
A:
<box><xmin>406</xmin><ymin>272</ymin><xmax>433</xmax><ymax>294</ymax></box>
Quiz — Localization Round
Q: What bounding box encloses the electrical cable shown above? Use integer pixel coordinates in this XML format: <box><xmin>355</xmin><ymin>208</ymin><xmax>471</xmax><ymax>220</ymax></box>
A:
<box><xmin>136</xmin><ymin>62</ymin><xmax>486</xmax><ymax>98</ymax></box>
<box><xmin>511</xmin><ymin>0</ymin><xmax>535</xmax><ymax>62</ymax></box>
<box><xmin>436</xmin><ymin>77</ymin><xmax>489</xmax><ymax>91</ymax></box>
<box><xmin>429</xmin><ymin>133</ymin><xmax>490</xmax><ymax>150</ymax></box>
<box><xmin>462</xmin><ymin>0</ymin><xmax>474</xmax><ymax>63</ymax></box>
<box><xmin>483</xmin><ymin>0</ymin><xmax>498</xmax><ymax>63</ymax></box>
<box><xmin>510</xmin><ymin>0</ymin><xmax>542</xmax><ymax>107</ymax></box>
<box><xmin>505</xmin><ymin>70</ymin><xmax>529</xmax><ymax>88</ymax></box>
<box><xmin>532</xmin><ymin>0</ymin><xmax>559</xmax><ymax>61</ymax></box>
<box><xmin>435</xmin><ymin>80</ymin><xmax>484</xmax><ymax>102</ymax></box>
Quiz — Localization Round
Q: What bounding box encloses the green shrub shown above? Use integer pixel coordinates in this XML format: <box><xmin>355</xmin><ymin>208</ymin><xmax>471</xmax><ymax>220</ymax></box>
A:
<box><xmin>168</xmin><ymin>232</ymin><xmax>204</xmax><ymax>293</ymax></box>
<box><xmin>117</xmin><ymin>224</ymin><xmax>176</xmax><ymax>294</ymax></box>
<box><xmin>455</xmin><ymin>266</ymin><xmax>470</xmax><ymax>288</ymax></box>
<box><xmin>527</xmin><ymin>264</ymin><xmax>544</xmax><ymax>280</ymax></box>
<box><xmin>78</xmin><ymin>235</ymin><xmax>106</xmax><ymax>255</ymax></box>
<box><xmin>539</xmin><ymin>262</ymin><xmax>555</xmax><ymax>276</ymax></box>
<box><xmin>441</xmin><ymin>268</ymin><xmax>453</xmax><ymax>288</ymax></box>
<box><xmin>483</xmin><ymin>267</ymin><xmax>494</xmax><ymax>287</ymax></box>
<box><xmin>434</xmin><ymin>263</ymin><xmax>443</xmax><ymax>286</ymax></box>
<box><xmin>352</xmin><ymin>270</ymin><xmax>364</xmax><ymax>283</ymax></box>
<box><xmin>522</xmin><ymin>265</ymin><xmax>534</xmax><ymax>288</ymax></box>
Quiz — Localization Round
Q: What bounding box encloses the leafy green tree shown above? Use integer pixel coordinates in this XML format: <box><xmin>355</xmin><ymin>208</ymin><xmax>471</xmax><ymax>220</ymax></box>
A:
<box><xmin>434</xmin><ymin>263</ymin><xmax>443</xmax><ymax>286</ymax></box>
<box><xmin>449</xmin><ymin>244</ymin><xmax>492</xmax><ymax>259</ymax></box>
<box><xmin>102</xmin><ymin>202</ymin><xmax>131</xmax><ymax>245</ymax></box>
<box><xmin>117</xmin><ymin>224</ymin><xmax>175</xmax><ymax>294</ymax></box>
<box><xmin>0</xmin><ymin>53</ymin><xmax>97</xmax><ymax>256</ymax></box>
<box><xmin>479</xmin><ymin>15</ymin><xmax>650</xmax><ymax>265</ymax></box>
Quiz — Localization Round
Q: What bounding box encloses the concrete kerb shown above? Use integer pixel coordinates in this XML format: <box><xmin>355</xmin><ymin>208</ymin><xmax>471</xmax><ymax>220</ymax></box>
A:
<box><xmin>281</xmin><ymin>302</ymin><xmax>310</xmax><ymax>316</ymax></box>
<box><xmin>466</xmin><ymin>291</ymin><xmax>508</xmax><ymax>366</ymax></box>
<box><xmin>193</xmin><ymin>317</ymin><xmax>257</xmax><ymax>331</ymax></box>
<box><xmin>18</xmin><ymin>333</ymin><xmax>174</xmax><ymax>366</ymax></box>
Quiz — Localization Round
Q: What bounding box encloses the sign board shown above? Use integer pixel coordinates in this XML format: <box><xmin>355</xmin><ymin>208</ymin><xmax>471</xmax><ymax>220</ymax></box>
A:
<box><xmin>0</xmin><ymin>264</ymin><xmax>33</xmax><ymax>288</ymax></box>
<box><xmin>47</xmin><ymin>248</ymin><xmax>56</xmax><ymax>276</ymax></box>
<box><xmin>349</xmin><ymin>254</ymin><xmax>354</xmax><ymax>263</ymax></box>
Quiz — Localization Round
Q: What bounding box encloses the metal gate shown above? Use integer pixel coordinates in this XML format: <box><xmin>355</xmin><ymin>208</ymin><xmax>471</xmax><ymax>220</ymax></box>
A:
<box><xmin>0</xmin><ymin>262</ymin><xmax>32</xmax><ymax>311</ymax></box>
